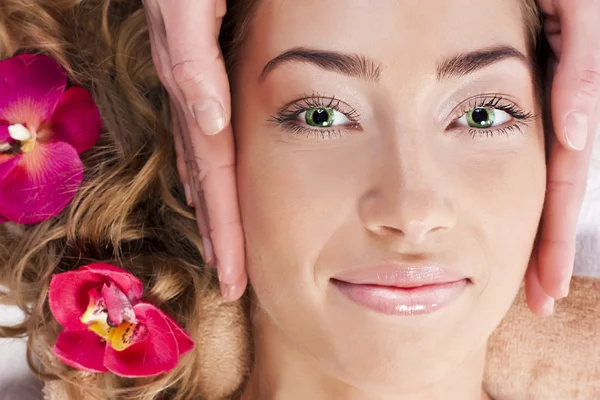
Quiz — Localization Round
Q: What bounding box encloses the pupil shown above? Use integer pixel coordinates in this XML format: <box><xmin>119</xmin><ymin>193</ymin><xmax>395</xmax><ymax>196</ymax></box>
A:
<box><xmin>312</xmin><ymin>108</ymin><xmax>330</xmax><ymax>125</ymax></box>
<box><xmin>472</xmin><ymin>108</ymin><xmax>489</xmax><ymax>125</ymax></box>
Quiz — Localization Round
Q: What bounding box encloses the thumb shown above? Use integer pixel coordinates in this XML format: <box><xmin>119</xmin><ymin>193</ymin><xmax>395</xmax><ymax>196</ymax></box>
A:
<box><xmin>550</xmin><ymin>0</ymin><xmax>600</xmax><ymax>151</ymax></box>
<box><xmin>161</xmin><ymin>0</ymin><xmax>231</xmax><ymax>136</ymax></box>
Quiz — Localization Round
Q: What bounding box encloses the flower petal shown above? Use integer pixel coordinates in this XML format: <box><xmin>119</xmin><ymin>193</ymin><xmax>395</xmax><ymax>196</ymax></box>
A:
<box><xmin>0</xmin><ymin>142</ymin><xmax>82</xmax><ymax>224</ymax></box>
<box><xmin>101</xmin><ymin>282</ymin><xmax>135</xmax><ymax>326</ymax></box>
<box><xmin>103</xmin><ymin>303</ymin><xmax>179</xmax><ymax>378</ymax></box>
<box><xmin>51</xmin><ymin>87</ymin><xmax>102</xmax><ymax>153</ymax></box>
<box><xmin>0</xmin><ymin>154</ymin><xmax>19</xmax><ymax>180</ymax></box>
<box><xmin>0</xmin><ymin>156</ymin><xmax>19</xmax><ymax>224</ymax></box>
<box><xmin>52</xmin><ymin>329</ymin><xmax>108</xmax><ymax>373</ymax></box>
<box><xmin>0</xmin><ymin>121</ymin><xmax>10</xmax><ymax>142</ymax></box>
<box><xmin>158</xmin><ymin>307</ymin><xmax>194</xmax><ymax>355</ymax></box>
<box><xmin>0</xmin><ymin>123</ymin><xmax>14</xmax><ymax>162</ymax></box>
<box><xmin>49</xmin><ymin>270</ymin><xmax>105</xmax><ymax>330</ymax></box>
<box><xmin>82</xmin><ymin>264</ymin><xmax>143</xmax><ymax>304</ymax></box>
<box><xmin>0</xmin><ymin>54</ymin><xmax>67</xmax><ymax>127</ymax></box>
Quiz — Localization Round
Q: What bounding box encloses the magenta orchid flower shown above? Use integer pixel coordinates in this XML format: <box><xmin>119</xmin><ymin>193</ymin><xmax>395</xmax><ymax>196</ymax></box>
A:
<box><xmin>49</xmin><ymin>264</ymin><xmax>194</xmax><ymax>377</ymax></box>
<box><xmin>0</xmin><ymin>54</ymin><xmax>101</xmax><ymax>224</ymax></box>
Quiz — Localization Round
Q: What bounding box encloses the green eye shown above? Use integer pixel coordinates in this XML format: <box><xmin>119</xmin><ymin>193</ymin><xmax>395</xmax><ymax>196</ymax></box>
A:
<box><xmin>305</xmin><ymin>108</ymin><xmax>335</xmax><ymax>127</ymax></box>
<box><xmin>466</xmin><ymin>107</ymin><xmax>496</xmax><ymax>128</ymax></box>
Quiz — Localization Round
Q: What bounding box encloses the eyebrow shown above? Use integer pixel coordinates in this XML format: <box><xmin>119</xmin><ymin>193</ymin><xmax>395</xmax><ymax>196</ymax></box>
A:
<box><xmin>259</xmin><ymin>47</ymin><xmax>383</xmax><ymax>83</ymax></box>
<box><xmin>436</xmin><ymin>45</ymin><xmax>529</xmax><ymax>80</ymax></box>
<box><xmin>259</xmin><ymin>45</ymin><xmax>529</xmax><ymax>83</ymax></box>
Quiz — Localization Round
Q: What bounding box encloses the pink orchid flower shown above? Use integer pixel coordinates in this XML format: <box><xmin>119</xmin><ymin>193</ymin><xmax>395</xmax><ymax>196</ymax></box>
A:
<box><xmin>49</xmin><ymin>264</ymin><xmax>194</xmax><ymax>377</ymax></box>
<box><xmin>0</xmin><ymin>54</ymin><xmax>101</xmax><ymax>224</ymax></box>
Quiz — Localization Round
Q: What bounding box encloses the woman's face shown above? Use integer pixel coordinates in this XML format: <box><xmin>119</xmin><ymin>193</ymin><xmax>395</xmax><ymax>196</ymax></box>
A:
<box><xmin>233</xmin><ymin>0</ymin><xmax>545</xmax><ymax>392</ymax></box>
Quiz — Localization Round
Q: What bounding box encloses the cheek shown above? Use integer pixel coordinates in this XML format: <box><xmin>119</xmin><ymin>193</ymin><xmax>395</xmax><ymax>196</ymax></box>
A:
<box><xmin>236</xmin><ymin>131</ymin><xmax>341</xmax><ymax>296</ymax></box>
<box><xmin>461</xmin><ymin>141</ymin><xmax>546</xmax><ymax>325</ymax></box>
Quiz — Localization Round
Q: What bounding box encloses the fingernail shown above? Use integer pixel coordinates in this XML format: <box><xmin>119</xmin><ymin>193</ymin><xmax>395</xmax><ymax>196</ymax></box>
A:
<box><xmin>219</xmin><ymin>282</ymin><xmax>235</xmax><ymax>300</ymax></box>
<box><xmin>184</xmin><ymin>184</ymin><xmax>193</xmax><ymax>206</ymax></box>
<box><xmin>225</xmin><ymin>284</ymin><xmax>236</xmax><ymax>299</ymax></box>
<box><xmin>542</xmin><ymin>297</ymin><xmax>555</xmax><ymax>316</ymax></box>
<box><xmin>191</xmin><ymin>100</ymin><xmax>225</xmax><ymax>136</ymax></box>
<box><xmin>219</xmin><ymin>281</ymin><xmax>229</xmax><ymax>298</ymax></box>
<box><xmin>565</xmin><ymin>112</ymin><xmax>589</xmax><ymax>150</ymax></box>
<box><xmin>202</xmin><ymin>236</ymin><xmax>214</xmax><ymax>265</ymax></box>
<box><xmin>558</xmin><ymin>278</ymin><xmax>570</xmax><ymax>298</ymax></box>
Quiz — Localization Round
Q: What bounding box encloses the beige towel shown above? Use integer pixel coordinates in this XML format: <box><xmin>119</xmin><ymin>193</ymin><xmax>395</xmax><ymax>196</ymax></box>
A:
<box><xmin>485</xmin><ymin>276</ymin><xmax>600</xmax><ymax>399</ymax></box>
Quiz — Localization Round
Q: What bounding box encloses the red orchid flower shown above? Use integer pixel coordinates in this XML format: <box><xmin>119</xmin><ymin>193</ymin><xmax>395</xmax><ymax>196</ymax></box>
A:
<box><xmin>0</xmin><ymin>54</ymin><xmax>101</xmax><ymax>224</ymax></box>
<box><xmin>49</xmin><ymin>264</ymin><xmax>194</xmax><ymax>377</ymax></box>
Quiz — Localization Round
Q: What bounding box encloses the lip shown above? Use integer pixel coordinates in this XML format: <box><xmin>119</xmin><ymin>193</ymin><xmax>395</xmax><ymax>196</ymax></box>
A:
<box><xmin>331</xmin><ymin>265</ymin><xmax>469</xmax><ymax>316</ymax></box>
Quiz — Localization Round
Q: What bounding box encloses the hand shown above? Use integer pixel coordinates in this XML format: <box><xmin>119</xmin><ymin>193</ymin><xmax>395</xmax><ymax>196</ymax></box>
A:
<box><xmin>143</xmin><ymin>0</ymin><xmax>247</xmax><ymax>300</ymax></box>
<box><xmin>527</xmin><ymin>0</ymin><xmax>600</xmax><ymax>316</ymax></box>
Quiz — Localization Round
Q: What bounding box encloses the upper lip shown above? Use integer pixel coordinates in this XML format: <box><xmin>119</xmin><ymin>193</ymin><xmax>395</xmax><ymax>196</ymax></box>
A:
<box><xmin>332</xmin><ymin>264</ymin><xmax>467</xmax><ymax>288</ymax></box>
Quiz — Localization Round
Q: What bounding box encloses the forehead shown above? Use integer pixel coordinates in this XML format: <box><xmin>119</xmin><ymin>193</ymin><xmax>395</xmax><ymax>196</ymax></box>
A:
<box><xmin>244</xmin><ymin>0</ymin><xmax>528</xmax><ymax>73</ymax></box>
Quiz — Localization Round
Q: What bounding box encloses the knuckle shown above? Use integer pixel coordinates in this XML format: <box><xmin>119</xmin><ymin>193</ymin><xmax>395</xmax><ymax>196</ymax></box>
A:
<box><xmin>574</xmin><ymin>56</ymin><xmax>600</xmax><ymax>103</ymax></box>
<box><xmin>546</xmin><ymin>178</ymin><xmax>576</xmax><ymax>197</ymax></box>
<box><xmin>171</xmin><ymin>49</ymin><xmax>221</xmax><ymax>87</ymax></box>
<box><xmin>209</xmin><ymin>219</ymin><xmax>242</xmax><ymax>235</ymax></box>
<box><xmin>190</xmin><ymin>157</ymin><xmax>235</xmax><ymax>188</ymax></box>
<box><xmin>547</xmin><ymin>176</ymin><xmax>587</xmax><ymax>200</ymax></box>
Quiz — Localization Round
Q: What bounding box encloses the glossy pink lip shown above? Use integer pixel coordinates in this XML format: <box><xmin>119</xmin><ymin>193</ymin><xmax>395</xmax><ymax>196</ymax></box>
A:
<box><xmin>332</xmin><ymin>265</ymin><xmax>469</xmax><ymax>316</ymax></box>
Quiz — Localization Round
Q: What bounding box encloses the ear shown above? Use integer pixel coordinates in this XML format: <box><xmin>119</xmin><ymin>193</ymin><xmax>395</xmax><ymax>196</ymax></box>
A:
<box><xmin>485</xmin><ymin>276</ymin><xmax>600</xmax><ymax>399</ymax></box>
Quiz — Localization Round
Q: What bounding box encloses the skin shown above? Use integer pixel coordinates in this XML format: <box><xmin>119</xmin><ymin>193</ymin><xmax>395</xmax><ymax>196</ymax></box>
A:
<box><xmin>144</xmin><ymin>0</ymin><xmax>600</xmax><ymax>317</ymax></box>
<box><xmin>525</xmin><ymin>0</ymin><xmax>600</xmax><ymax>311</ymax></box>
<box><xmin>226</xmin><ymin>1</ymin><xmax>546</xmax><ymax>399</ymax></box>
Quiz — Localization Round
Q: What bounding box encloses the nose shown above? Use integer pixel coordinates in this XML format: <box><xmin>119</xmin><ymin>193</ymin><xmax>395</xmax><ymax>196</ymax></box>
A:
<box><xmin>359</xmin><ymin>155</ymin><xmax>457</xmax><ymax>246</ymax></box>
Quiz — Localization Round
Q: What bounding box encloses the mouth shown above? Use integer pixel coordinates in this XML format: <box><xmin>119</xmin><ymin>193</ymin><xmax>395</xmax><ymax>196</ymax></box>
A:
<box><xmin>331</xmin><ymin>265</ymin><xmax>470</xmax><ymax>316</ymax></box>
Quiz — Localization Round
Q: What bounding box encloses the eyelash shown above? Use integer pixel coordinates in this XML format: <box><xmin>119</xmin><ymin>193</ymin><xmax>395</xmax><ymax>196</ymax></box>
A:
<box><xmin>270</xmin><ymin>93</ymin><xmax>534</xmax><ymax>139</ymax></box>
<box><xmin>453</xmin><ymin>95</ymin><xmax>534</xmax><ymax>139</ymax></box>
<box><xmin>270</xmin><ymin>94</ymin><xmax>361</xmax><ymax>139</ymax></box>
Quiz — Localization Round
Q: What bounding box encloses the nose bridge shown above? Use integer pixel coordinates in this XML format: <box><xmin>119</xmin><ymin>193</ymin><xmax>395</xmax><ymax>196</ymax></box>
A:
<box><xmin>360</xmin><ymin>134</ymin><xmax>457</xmax><ymax>243</ymax></box>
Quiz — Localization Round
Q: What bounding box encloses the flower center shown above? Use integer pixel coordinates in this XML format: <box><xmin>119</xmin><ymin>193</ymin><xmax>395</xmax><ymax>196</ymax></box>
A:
<box><xmin>80</xmin><ymin>285</ymin><xmax>148</xmax><ymax>351</ymax></box>
<box><xmin>8</xmin><ymin>124</ymin><xmax>36</xmax><ymax>153</ymax></box>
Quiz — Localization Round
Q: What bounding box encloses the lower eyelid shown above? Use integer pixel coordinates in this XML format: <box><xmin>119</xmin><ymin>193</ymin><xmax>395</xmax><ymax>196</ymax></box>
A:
<box><xmin>466</xmin><ymin>124</ymin><xmax>525</xmax><ymax>139</ymax></box>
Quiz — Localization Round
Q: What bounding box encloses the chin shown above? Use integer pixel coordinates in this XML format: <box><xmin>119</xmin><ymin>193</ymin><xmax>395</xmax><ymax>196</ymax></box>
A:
<box><xmin>301</xmin><ymin>291</ymin><xmax>490</xmax><ymax>388</ymax></box>
<box><xmin>318</xmin><ymin>345</ymin><xmax>458</xmax><ymax>394</ymax></box>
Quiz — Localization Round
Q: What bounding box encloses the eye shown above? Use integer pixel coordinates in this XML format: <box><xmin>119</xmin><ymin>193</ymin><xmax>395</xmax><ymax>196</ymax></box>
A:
<box><xmin>270</xmin><ymin>95</ymin><xmax>361</xmax><ymax>139</ymax></box>
<box><xmin>297</xmin><ymin>107</ymin><xmax>352</xmax><ymax>128</ymax></box>
<box><xmin>456</xmin><ymin>107</ymin><xmax>512</xmax><ymax>129</ymax></box>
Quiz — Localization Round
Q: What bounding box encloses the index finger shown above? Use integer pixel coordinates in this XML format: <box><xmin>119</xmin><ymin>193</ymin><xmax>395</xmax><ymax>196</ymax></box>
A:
<box><xmin>537</xmin><ymin>129</ymin><xmax>596</xmax><ymax>298</ymax></box>
<box><xmin>187</xmin><ymin>123</ymin><xmax>247</xmax><ymax>295</ymax></box>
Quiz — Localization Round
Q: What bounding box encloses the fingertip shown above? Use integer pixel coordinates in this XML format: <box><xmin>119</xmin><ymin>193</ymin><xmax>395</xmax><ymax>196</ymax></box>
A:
<box><xmin>218</xmin><ymin>277</ymin><xmax>248</xmax><ymax>302</ymax></box>
<box><xmin>535</xmin><ymin>234</ymin><xmax>576</xmax><ymax>299</ymax></box>
<box><xmin>557</xmin><ymin>277</ymin><xmax>571</xmax><ymax>299</ymax></box>
<box><xmin>563</xmin><ymin>112</ymin><xmax>589</xmax><ymax>151</ymax></box>
<box><xmin>191</xmin><ymin>99</ymin><xmax>227</xmax><ymax>136</ymax></box>
<box><xmin>217</xmin><ymin>264</ymin><xmax>245</xmax><ymax>286</ymax></box>
<box><xmin>524</xmin><ymin>258</ymin><xmax>554</xmax><ymax>317</ymax></box>
<box><xmin>538</xmin><ymin>257</ymin><xmax>573</xmax><ymax>299</ymax></box>
<box><xmin>184</xmin><ymin>183</ymin><xmax>194</xmax><ymax>207</ymax></box>
<box><xmin>540</xmin><ymin>297</ymin><xmax>555</xmax><ymax>317</ymax></box>
<box><xmin>202</xmin><ymin>236</ymin><xmax>215</xmax><ymax>266</ymax></box>
<box><xmin>211</xmin><ymin>226</ymin><xmax>246</xmax><ymax>285</ymax></box>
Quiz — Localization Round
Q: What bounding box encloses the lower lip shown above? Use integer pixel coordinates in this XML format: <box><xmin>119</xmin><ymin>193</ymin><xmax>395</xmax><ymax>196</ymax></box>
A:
<box><xmin>331</xmin><ymin>279</ymin><xmax>468</xmax><ymax>316</ymax></box>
